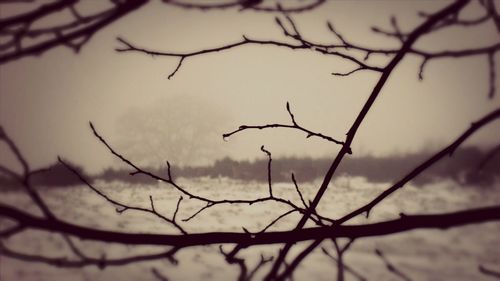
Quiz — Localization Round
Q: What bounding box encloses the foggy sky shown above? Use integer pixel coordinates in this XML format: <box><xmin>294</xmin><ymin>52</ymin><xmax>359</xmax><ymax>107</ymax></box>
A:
<box><xmin>1</xmin><ymin>1</ymin><xmax>499</xmax><ymax>174</ymax></box>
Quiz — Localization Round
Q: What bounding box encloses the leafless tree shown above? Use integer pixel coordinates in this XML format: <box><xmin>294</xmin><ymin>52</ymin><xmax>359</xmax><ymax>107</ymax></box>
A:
<box><xmin>1</xmin><ymin>0</ymin><xmax>500</xmax><ymax>280</ymax></box>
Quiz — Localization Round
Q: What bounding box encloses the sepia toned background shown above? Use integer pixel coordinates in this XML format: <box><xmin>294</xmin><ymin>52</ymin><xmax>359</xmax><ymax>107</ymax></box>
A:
<box><xmin>1</xmin><ymin>1</ymin><xmax>500</xmax><ymax>281</ymax></box>
<box><xmin>1</xmin><ymin>0</ymin><xmax>499</xmax><ymax>174</ymax></box>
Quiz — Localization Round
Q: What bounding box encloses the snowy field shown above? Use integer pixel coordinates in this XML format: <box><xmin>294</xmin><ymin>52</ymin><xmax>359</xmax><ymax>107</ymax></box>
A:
<box><xmin>1</xmin><ymin>176</ymin><xmax>500</xmax><ymax>281</ymax></box>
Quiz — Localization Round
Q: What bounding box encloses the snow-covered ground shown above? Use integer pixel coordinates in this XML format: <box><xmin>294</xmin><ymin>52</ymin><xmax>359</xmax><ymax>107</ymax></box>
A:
<box><xmin>1</xmin><ymin>177</ymin><xmax>499</xmax><ymax>281</ymax></box>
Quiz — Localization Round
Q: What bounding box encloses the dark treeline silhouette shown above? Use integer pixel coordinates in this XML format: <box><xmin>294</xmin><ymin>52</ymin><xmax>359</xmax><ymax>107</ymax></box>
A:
<box><xmin>1</xmin><ymin>147</ymin><xmax>497</xmax><ymax>190</ymax></box>
<box><xmin>0</xmin><ymin>161</ymin><xmax>87</xmax><ymax>190</ymax></box>
<box><xmin>97</xmin><ymin>146</ymin><xmax>498</xmax><ymax>186</ymax></box>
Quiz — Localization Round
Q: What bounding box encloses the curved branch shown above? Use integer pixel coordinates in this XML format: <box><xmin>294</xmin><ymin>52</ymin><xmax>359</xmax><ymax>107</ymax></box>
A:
<box><xmin>278</xmin><ymin>106</ymin><xmax>500</xmax><ymax>280</ymax></box>
<box><xmin>161</xmin><ymin>0</ymin><xmax>326</xmax><ymax>13</ymax></box>
<box><xmin>267</xmin><ymin>1</ymin><xmax>472</xmax><ymax>278</ymax></box>
<box><xmin>0</xmin><ymin>0</ymin><xmax>149</xmax><ymax>64</ymax></box>
<box><xmin>375</xmin><ymin>248</ymin><xmax>412</xmax><ymax>281</ymax></box>
<box><xmin>321</xmin><ymin>246</ymin><xmax>366</xmax><ymax>281</ymax></box>
<box><xmin>337</xmin><ymin>107</ymin><xmax>500</xmax><ymax>224</ymax></box>
<box><xmin>115</xmin><ymin>33</ymin><xmax>383</xmax><ymax>78</ymax></box>
<box><xmin>223</xmin><ymin>102</ymin><xmax>345</xmax><ymax>147</ymax></box>
<box><xmin>1</xmin><ymin>203</ymin><xmax>499</xmax><ymax>247</ymax></box>
<box><xmin>261</xmin><ymin>145</ymin><xmax>273</xmax><ymax>198</ymax></box>
<box><xmin>59</xmin><ymin>158</ymin><xmax>187</xmax><ymax>235</ymax></box>
<box><xmin>88</xmin><ymin>121</ymin><xmax>309</xmax><ymax>223</ymax></box>
<box><xmin>0</xmin><ymin>241</ymin><xmax>179</xmax><ymax>269</ymax></box>
<box><xmin>479</xmin><ymin>265</ymin><xmax>500</xmax><ymax>279</ymax></box>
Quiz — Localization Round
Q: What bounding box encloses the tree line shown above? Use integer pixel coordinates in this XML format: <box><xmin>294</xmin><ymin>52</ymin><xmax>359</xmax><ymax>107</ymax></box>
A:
<box><xmin>1</xmin><ymin>146</ymin><xmax>497</xmax><ymax>189</ymax></box>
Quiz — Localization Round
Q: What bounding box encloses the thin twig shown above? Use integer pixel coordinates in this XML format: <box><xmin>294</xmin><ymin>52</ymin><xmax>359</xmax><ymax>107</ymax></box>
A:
<box><xmin>261</xmin><ymin>145</ymin><xmax>273</xmax><ymax>198</ymax></box>
<box><xmin>375</xmin><ymin>248</ymin><xmax>412</xmax><ymax>281</ymax></box>
<box><xmin>321</xmin><ymin>246</ymin><xmax>366</xmax><ymax>281</ymax></box>
<box><xmin>223</xmin><ymin>102</ymin><xmax>345</xmax><ymax>147</ymax></box>
<box><xmin>59</xmin><ymin>158</ymin><xmax>187</xmax><ymax>235</ymax></box>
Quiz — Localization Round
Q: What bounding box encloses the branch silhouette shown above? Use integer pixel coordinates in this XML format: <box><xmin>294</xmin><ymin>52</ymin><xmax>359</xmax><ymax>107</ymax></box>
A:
<box><xmin>266</xmin><ymin>2</ymin><xmax>472</xmax><ymax>279</ymax></box>
<box><xmin>1</xmin><ymin>203</ymin><xmax>500</xmax><ymax>247</ymax></box>
<box><xmin>1</xmin><ymin>0</ymin><xmax>499</xmax><ymax>280</ymax></box>
<box><xmin>0</xmin><ymin>0</ymin><xmax>149</xmax><ymax>64</ymax></box>
<box><xmin>479</xmin><ymin>265</ymin><xmax>500</xmax><ymax>279</ymax></box>
<box><xmin>375</xmin><ymin>248</ymin><xmax>412</xmax><ymax>281</ymax></box>
<box><xmin>223</xmin><ymin>102</ymin><xmax>346</xmax><ymax>148</ymax></box>
<box><xmin>161</xmin><ymin>0</ymin><xmax>326</xmax><ymax>13</ymax></box>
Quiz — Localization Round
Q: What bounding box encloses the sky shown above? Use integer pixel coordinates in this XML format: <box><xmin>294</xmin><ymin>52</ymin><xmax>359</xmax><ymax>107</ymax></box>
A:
<box><xmin>1</xmin><ymin>0</ymin><xmax>499</xmax><ymax>174</ymax></box>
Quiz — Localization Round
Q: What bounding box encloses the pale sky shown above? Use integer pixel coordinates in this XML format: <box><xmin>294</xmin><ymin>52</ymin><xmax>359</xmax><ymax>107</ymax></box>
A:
<box><xmin>1</xmin><ymin>1</ymin><xmax>499</xmax><ymax>174</ymax></box>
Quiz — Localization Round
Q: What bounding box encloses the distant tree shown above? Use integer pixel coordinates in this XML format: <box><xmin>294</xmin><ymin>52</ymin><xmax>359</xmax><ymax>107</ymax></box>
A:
<box><xmin>115</xmin><ymin>95</ymin><xmax>230</xmax><ymax>167</ymax></box>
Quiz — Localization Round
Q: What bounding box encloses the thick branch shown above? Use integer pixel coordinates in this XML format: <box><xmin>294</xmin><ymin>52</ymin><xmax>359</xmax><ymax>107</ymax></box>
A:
<box><xmin>0</xmin><ymin>0</ymin><xmax>149</xmax><ymax>64</ymax></box>
<box><xmin>267</xmin><ymin>1</ymin><xmax>471</xmax><ymax>278</ymax></box>
<box><xmin>280</xmin><ymin>106</ymin><xmax>500</xmax><ymax>279</ymax></box>
<box><xmin>1</xmin><ymin>203</ymin><xmax>499</xmax><ymax>247</ymax></box>
<box><xmin>337</xmin><ymin>107</ymin><xmax>500</xmax><ymax>224</ymax></box>
<box><xmin>161</xmin><ymin>0</ymin><xmax>326</xmax><ymax>13</ymax></box>
<box><xmin>479</xmin><ymin>265</ymin><xmax>500</xmax><ymax>279</ymax></box>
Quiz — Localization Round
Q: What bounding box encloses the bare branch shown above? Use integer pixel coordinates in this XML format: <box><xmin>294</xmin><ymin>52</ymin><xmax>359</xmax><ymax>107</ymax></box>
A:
<box><xmin>59</xmin><ymin>158</ymin><xmax>187</xmax><ymax>235</ymax></box>
<box><xmin>2</xmin><ymin>0</ymin><xmax>498</xmax><ymax>280</ymax></box>
<box><xmin>0</xmin><ymin>224</ymin><xmax>25</xmax><ymax>238</ymax></box>
<box><xmin>485</xmin><ymin>0</ymin><xmax>500</xmax><ymax>33</ymax></box>
<box><xmin>375</xmin><ymin>248</ymin><xmax>412</xmax><ymax>281</ymax></box>
<box><xmin>332</xmin><ymin>67</ymin><xmax>366</xmax><ymax>77</ymax></box>
<box><xmin>223</xmin><ymin>102</ymin><xmax>345</xmax><ymax>147</ymax></box>
<box><xmin>0</xmin><ymin>0</ymin><xmax>149</xmax><ymax>64</ymax></box>
<box><xmin>0</xmin><ymin>240</ymin><xmax>180</xmax><ymax>268</ymax></box>
<box><xmin>479</xmin><ymin>265</ymin><xmax>500</xmax><ymax>279</ymax></box>
<box><xmin>337</xmin><ymin>107</ymin><xmax>500</xmax><ymax>224</ymax></box>
<box><xmin>291</xmin><ymin>173</ymin><xmax>307</xmax><ymax>209</ymax></box>
<box><xmin>168</xmin><ymin>57</ymin><xmax>185</xmax><ymax>79</ymax></box>
<box><xmin>275</xmin><ymin>106</ymin><xmax>500</xmax><ymax>277</ymax></box>
<box><xmin>182</xmin><ymin>202</ymin><xmax>213</xmax><ymax>222</ymax></box>
<box><xmin>321</xmin><ymin>247</ymin><xmax>367</xmax><ymax>281</ymax></box>
<box><xmin>0</xmin><ymin>125</ymin><xmax>29</xmax><ymax>174</ymax></box>
<box><xmin>152</xmin><ymin>268</ymin><xmax>169</xmax><ymax>281</ymax></box>
<box><xmin>332</xmin><ymin>239</ymin><xmax>345</xmax><ymax>281</ymax></box>
<box><xmin>0</xmin><ymin>125</ymin><xmax>55</xmax><ymax>219</ymax></box>
<box><xmin>247</xmin><ymin>254</ymin><xmax>274</xmax><ymax>281</ymax></box>
<box><xmin>418</xmin><ymin>57</ymin><xmax>429</xmax><ymax>80</ymax></box>
<box><xmin>488</xmin><ymin>52</ymin><xmax>496</xmax><ymax>98</ymax></box>
<box><xmin>275</xmin><ymin>239</ymin><xmax>323</xmax><ymax>280</ymax></box>
<box><xmin>116</xmin><ymin>16</ymin><xmax>385</xmax><ymax>79</ymax></box>
<box><xmin>326</xmin><ymin>21</ymin><xmax>349</xmax><ymax>47</ymax></box>
<box><xmin>2</xmin><ymin>202</ymin><xmax>499</xmax><ymax>247</ymax></box>
<box><xmin>116</xmin><ymin>36</ymin><xmax>306</xmax><ymax>78</ymax></box>
<box><xmin>89</xmin><ymin>122</ymin><xmax>310</xmax><ymax>224</ymax></box>
<box><xmin>220</xmin><ymin>245</ymin><xmax>248</xmax><ymax>281</ymax></box>
<box><xmin>173</xmin><ymin>196</ymin><xmax>183</xmax><ymax>223</ymax></box>
<box><xmin>266</xmin><ymin>1</ymin><xmax>473</xmax><ymax>277</ymax></box>
<box><xmin>257</xmin><ymin>209</ymin><xmax>297</xmax><ymax>234</ymax></box>
<box><xmin>261</xmin><ymin>145</ymin><xmax>273</xmax><ymax>198</ymax></box>
<box><xmin>0</xmin><ymin>164</ymin><xmax>21</xmax><ymax>182</ymax></box>
<box><xmin>161</xmin><ymin>0</ymin><xmax>326</xmax><ymax>13</ymax></box>
<box><xmin>62</xmin><ymin>235</ymin><xmax>86</xmax><ymax>260</ymax></box>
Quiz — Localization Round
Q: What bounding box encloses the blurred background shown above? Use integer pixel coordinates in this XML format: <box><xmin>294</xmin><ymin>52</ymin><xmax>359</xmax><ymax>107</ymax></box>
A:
<box><xmin>1</xmin><ymin>1</ymin><xmax>500</xmax><ymax>281</ymax></box>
